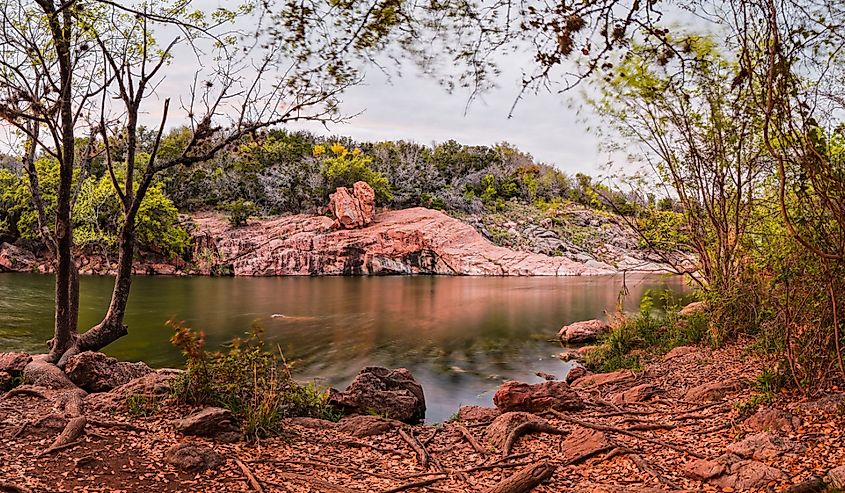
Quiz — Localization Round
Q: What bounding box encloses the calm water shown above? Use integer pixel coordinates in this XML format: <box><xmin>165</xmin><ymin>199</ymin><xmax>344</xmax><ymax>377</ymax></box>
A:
<box><xmin>0</xmin><ymin>273</ymin><xmax>689</xmax><ymax>421</ymax></box>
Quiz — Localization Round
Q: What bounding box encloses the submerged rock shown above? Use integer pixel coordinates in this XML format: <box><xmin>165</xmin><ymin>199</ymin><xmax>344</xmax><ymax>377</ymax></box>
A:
<box><xmin>65</xmin><ymin>351</ymin><xmax>153</xmax><ymax>392</ymax></box>
<box><xmin>328</xmin><ymin>367</ymin><xmax>426</xmax><ymax>423</ymax></box>
<box><xmin>558</xmin><ymin>319</ymin><xmax>611</xmax><ymax>344</ymax></box>
<box><xmin>493</xmin><ymin>380</ymin><xmax>584</xmax><ymax>413</ymax></box>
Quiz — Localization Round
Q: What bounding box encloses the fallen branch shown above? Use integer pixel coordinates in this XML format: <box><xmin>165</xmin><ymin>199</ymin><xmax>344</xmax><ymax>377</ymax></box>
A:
<box><xmin>235</xmin><ymin>458</ymin><xmax>264</xmax><ymax>493</ymax></box>
<box><xmin>455</xmin><ymin>423</ymin><xmax>489</xmax><ymax>456</ymax></box>
<box><xmin>561</xmin><ymin>445</ymin><xmax>615</xmax><ymax>466</ymax></box>
<box><xmin>480</xmin><ymin>461</ymin><xmax>557</xmax><ymax>493</ymax></box>
<box><xmin>629</xmin><ymin>453</ymin><xmax>680</xmax><ymax>489</ymax></box>
<box><xmin>548</xmin><ymin>410</ymin><xmax>705</xmax><ymax>459</ymax></box>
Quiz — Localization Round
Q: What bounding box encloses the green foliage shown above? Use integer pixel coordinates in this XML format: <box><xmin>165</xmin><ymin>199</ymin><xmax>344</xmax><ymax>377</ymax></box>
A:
<box><xmin>637</xmin><ymin>209</ymin><xmax>691</xmax><ymax>251</ymax></box>
<box><xmin>318</xmin><ymin>143</ymin><xmax>393</xmax><ymax>204</ymax></box>
<box><xmin>169</xmin><ymin>321</ymin><xmax>342</xmax><ymax>439</ymax></box>
<box><xmin>126</xmin><ymin>393</ymin><xmax>161</xmax><ymax>417</ymax></box>
<box><xmin>224</xmin><ymin>198</ymin><xmax>258</xmax><ymax>227</ymax></box>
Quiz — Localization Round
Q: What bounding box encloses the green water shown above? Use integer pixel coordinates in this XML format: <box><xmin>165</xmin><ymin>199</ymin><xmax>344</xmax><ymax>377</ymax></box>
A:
<box><xmin>0</xmin><ymin>273</ymin><xmax>689</xmax><ymax>421</ymax></box>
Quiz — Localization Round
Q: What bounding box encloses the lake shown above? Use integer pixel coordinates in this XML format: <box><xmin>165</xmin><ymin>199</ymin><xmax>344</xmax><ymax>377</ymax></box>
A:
<box><xmin>0</xmin><ymin>273</ymin><xmax>689</xmax><ymax>421</ymax></box>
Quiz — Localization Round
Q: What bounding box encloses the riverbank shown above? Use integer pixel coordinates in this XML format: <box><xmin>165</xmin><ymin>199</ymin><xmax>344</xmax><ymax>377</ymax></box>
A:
<box><xmin>0</xmin><ymin>204</ymin><xmax>693</xmax><ymax>277</ymax></box>
<box><xmin>2</xmin><ymin>341</ymin><xmax>843</xmax><ymax>492</ymax></box>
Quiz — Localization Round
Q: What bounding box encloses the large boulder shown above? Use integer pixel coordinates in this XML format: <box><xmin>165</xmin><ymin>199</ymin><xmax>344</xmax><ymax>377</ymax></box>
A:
<box><xmin>336</xmin><ymin>415</ymin><xmax>402</xmax><ymax>437</ymax></box>
<box><xmin>328</xmin><ymin>367</ymin><xmax>426</xmax><ymax>423</ymax></box>
<box><xmin>65</xmin><ymin>351</ymin><xmax>153</xmax><ymax>392</ymax></box>
<box><xmin>558</xmin><ymin>319</ymin><xmax>610</xmax><ymax>344</ymax></box>
<box><xmin>710</xmin><ymin>460</ymin><xmax>787</xmax><ymax>490</ymax></box>
<box><xmin>164</xmin><ymin>442</ymin><xmax>224</xmax><ymax>472</ymax></box>
<box><xmin>829</xmin><ymin>465</ymin><xmax>845</xmax><ymax>489</ymax></box>
<box><xmin>0</xmin><ymin>352</ymin><xmax>32</xmax><ymax>374</ymax></box>
<box><xmin>174</xmin><ymin>407</ymin><xmax>240</xmax><ymax>440</ymax></box>
<box><xmin>682</xmin><ymin>458</ymin><xmax>726</xmax><ymax>481</ymax></box>
<box><xmin>328</xmin><ymin>181</ymin><xmax>376</xmax><ymax>229</ymax></box>
<box><xmin>493</xmin><ymin>380</ymin><xmax>584</xmax><ymax>413</ymax></box>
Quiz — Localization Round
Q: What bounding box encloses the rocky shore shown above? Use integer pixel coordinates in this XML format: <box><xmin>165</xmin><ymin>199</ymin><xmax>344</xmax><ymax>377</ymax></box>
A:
<box><xmin>1</xmin><ymin>340</ymin><xmax>843</xmax><ymax>492</ymax></box>
<box><xmin>0</xmin><ymin>182</ymin><xmax>691</xmax><ymax>277</ymax></box>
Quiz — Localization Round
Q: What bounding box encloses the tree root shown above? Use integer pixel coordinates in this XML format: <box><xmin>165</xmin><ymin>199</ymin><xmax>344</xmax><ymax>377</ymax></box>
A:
<box><xmin>480</xmin><ymin>461</ymin><xmax>557</xmax><ymax>493</ymax></box>
<box><xmin>548</xmin><ymin>409</ymin><xmax>706</xmax><ymax>459</ymax></box>
<box><xmin>629</xmin><ymin>453</ymin><xmax>680</xmax><ymax>489</ymax></box>
<box><xmin>38</xmin><ymin>416</ymin><xmax>86</xmax><ymax>456</ymax></box>
<box><xmin>503</xmin><ymin>421</ymin><xmax>566</xmax><ymax>456</ymax></box>
<box><xmin>455</xmin><ymin>423</ymin><xmax>489</xmax><ymax>456</ymax></box>
<box><xmin>3</xmin><ymin>386</ymin><xmax>48</xmax><ymax>401</ymax></box>
<box><xmin>382</xmin><ymin>475</ymin><xmax>448</xmax><ymax>493</ymax></box>
<box><xmin>398</xmin><ymin>428</ymin><xmax>431</xmax><ymax>469</ymax></box>
<box><xmin>0</xmin><ymin>482</ymin><xmax>32</xmax><ymax>493</ymax></box>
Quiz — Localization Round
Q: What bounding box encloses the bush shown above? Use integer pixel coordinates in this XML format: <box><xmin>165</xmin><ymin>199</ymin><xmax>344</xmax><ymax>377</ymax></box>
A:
<box><xmin>224</xmin><ymin>199</ymin><xmax>258</xmax><ymax>227</ymax></box>
<box><xmin>318</xmin><ymin>143</ymin><xmax>393</xmax><ymax>204</ymax></box>
<box><xmin>169</xmin><ymin>321</ymin><xmax>341</xmax><ymax>439</ymax></box>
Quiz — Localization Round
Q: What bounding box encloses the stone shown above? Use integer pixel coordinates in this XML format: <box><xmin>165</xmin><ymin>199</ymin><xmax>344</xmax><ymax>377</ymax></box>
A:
<box><xmin>535</xmin><ymin>371</ymin><xmax>557</xmax><ymax>381</ymax></box>
<box><xmin>559</xmin><ymin>319</ymin><xmax>611</xmax><ymax>344</ymax></box>
<box><xmin>328</xmin><ymin>367</ymin><xmax>426</xmax><ymax>423</ymax></box>
<box><xmin>0</xmin><ymin>371</ymin><xmax>13</xmax><ymax>391</ymax></box>
<box><xmin>0</xmin><ymin>242</ymin><xmax>38</xmax><ymax>272</ymax></box>
<box><xmin>726</xmin><ymin>432</ymin><xmax>800</xmax><ymax>461</ymax></box>
<box><xmin>577</xmin><ymin>345</ymin><xmax>600</xmax><ymax>356</ymax></box>
<box><xmin>828</xmin><ymin>465</ymin><xmax>845</xmax><ymax>489</ymax></box>
<box><xmin>711</xmin><ymin>460</ymin><xmax>787</xmax><ymax>490</ymax></box>
<box><xmin>800</xmin><ymin>393</ymin><xmax>845</xmax><ymax>415</ymax></box>
<box><xmin>558</xmin><ymin>349</ymin><xmax>583</xmax><ymax>362</ymax></box>
<box><xmin>85</xmin><ymin>370</ymin><xmax>179</xmax><ymax>413</ymax></box>
<box><xmin>565</xmin><ymin>364</ymin><xmax>589</xmax><ymax>384</ymax></box>
<box><xmin>0</xmin><ymin>352</ymin><xmax>31</xmax><ymax>374</ymax></box>
<box><xmin>328</xmin><ymin>181</ymin><xmax>376</xmax><ymax>229</ymax></box>
<box><xmin>492</xmin><ymin>380</ymin><xmax>584</xmax><ymax>413</ymax></box>
<box><xmin>189</xmin><ymin>208</ymin><xmax>617</xmax><ymax>276</ymax></box>
<box><xmin>65</xmin><ymin>351</ymin><xmax>153</xmax><ymax>393</ymax></box>
<box><xmin>610</xmin><ymin>384</ymin><xmax>661</xmax><ymax>405</ymax></box>
<box><xmin>682</xmin><ymin>458</ymin><xmax>726</xmax><ymax>480</ymax></box>
<box><xmin>164</xmin><ymin>442</ymin><xmax>224</xmax><ymax>472</ymax></box>
<box><xmin>562</xmin><ymin>427</ymin><xmax>609</xmax><ymax>461</ymax></box>
<box><xmin>174</xmin><ymin>407</ymin><xmax>239</xmax><ymax>438</ymax></box>
<box><xmin>685</xmin><ymin>380</ymin><xmax>741</xmax><ymax>402</ymax></box>
<box><xmin>571</xmin><ymin>369</ymin><xmax>635</xmax><ymax>389</ymax></box>
<box><xmin>663</xmin><ymin>346</ymin><xmax>697</xmax><ymax>361</ymax></box>
<box><xmin>679</xmin><ymin>301</ymin><xmax>708</xmax><ymax>317</ymax></box>
<box><xmin>457</xmin><ymin>405</ymin><xmax>500</xmax><ymax>422</ymax></box>
<box><xmin>743</xmin><ymin>408</ymin><xmax>800</xmax><ymax>433</ymax></box>
<box><xmin>336</xmin><ymin>415</ymin><xmax>402</xmax><ymax>437</ymax></box>
<box><xmin>485</xmin><ymin>412</ymin><xmax>546</xmax><ymax>450</ymax></box>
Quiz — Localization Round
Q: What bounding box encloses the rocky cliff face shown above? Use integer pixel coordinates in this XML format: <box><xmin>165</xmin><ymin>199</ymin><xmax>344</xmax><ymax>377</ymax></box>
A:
<box><xmin>190</xmin><ymin>208</ymin><xmax>618</xmax><ymax>276</ymax></box>
<box><xmin>1</xmin><ymin>205</ymin><xmax>689</xmax><ymax>277</ymax></box>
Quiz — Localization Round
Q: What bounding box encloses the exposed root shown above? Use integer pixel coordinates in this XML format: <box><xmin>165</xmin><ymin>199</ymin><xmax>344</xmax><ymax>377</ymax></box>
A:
<box><xmin>398</xmin><ymin>428</ymin><xmax>430</xmax><ymax>469</ymax></box>
<box><xmin>503</xmin><ymin>421</ymin><xmax>566</xmax><ymax>456</ymax></box>
<box><xmin>629</xmin><ymin>453</ymin><xmax>680</xmax><ymax>489</ymax></box>
<box><xmin>0</xmin><ymin>482</ymin><xmax>32</xmax><ymax>493</ymax></box>
<box><xmin>480</xmin><ymin>461</ymin><xmax>557</xmax><ymax>493</ymax></box>
<box><xmin>455</xmin><ymin>423</ymin><xmax>489</xmax><ymax>456</ymax></box>
<box><xmin>383</xmin><ymin>475</ymin><xmax>448</xmax><ymax>493</ymax></box>
<box><xmin>3</xmin><ymin>386</ymin><xmax>48</xmax><ymax>401</ymax></box>
<box><xmin>39</xmin><ymin>416</ymin><xmax>86</xmax><ymax>456</ymax></box>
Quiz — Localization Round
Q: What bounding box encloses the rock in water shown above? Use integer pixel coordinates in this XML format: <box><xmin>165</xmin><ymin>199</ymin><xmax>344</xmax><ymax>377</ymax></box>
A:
<box><xmin>328</xmin><ymin>181</ymin><xmax>375</xmax><ymax>229</ymax></box>
<box><xmin>558</xmin><ymin>319</ymin><xmax>611</xmax><ymax>343</ymax></box>
<box><xmin>65</xmin><ymin>351</ymin><xmax>153</xmax><ymax>392</ymax></box>
<box><xmin>328</xmin><ymin>367</ymin><xmax>426</xmax><ymax>423</ymax></box>
<box><xmin>493</xmin><ymin>380</ymin><xmax>584</xmax><ymax>413</ymax></box>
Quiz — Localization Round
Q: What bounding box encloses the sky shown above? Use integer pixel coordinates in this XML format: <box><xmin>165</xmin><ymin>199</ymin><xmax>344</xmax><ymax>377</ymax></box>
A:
<box><xmin>285</xmin><ymin>61</ymin><xmax>608</xmax><ymax>176</ymax></box>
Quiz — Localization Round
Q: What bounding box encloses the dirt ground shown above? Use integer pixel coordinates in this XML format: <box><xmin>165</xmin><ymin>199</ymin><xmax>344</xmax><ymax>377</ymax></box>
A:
<box><xmin>1</xmin><ymin>342</ymin><xmax>844</xmax><ymax>493</ymax></box>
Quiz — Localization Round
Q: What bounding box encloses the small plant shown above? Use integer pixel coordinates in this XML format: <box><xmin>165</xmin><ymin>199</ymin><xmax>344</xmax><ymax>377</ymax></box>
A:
<box><xmin>223</xmin><ymin>198</ymin><xmax>258</xmax><ymax>227</ymax></box>
<box><xmin>169</xmin><ymin>320</ymin><xmax>342</xmax><ymax>439</ymax></box>
<box><xmin>126</xmin><ymin>393</ymin><xmax>160</xmax><ymax>417</ymax></box>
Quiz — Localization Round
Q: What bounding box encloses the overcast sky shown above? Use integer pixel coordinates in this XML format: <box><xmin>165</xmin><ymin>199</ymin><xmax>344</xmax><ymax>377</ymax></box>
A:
<box><xmin>285</xmin><ymin>61</ymin><xmax>608</xmax><ymax>176</ymax></box>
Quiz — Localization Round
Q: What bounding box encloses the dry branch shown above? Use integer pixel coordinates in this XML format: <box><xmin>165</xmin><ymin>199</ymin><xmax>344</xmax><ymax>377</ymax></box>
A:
<box><xmin>480</xmin><ymin>462</ymin><xmax>557</xmax><ymax>493</ymax></box>
<box><xmin>235</xmin><ymin>458</ymin><xmax>264</xmax><ymax>493</ymax></box>
<box><xmin>455</xmin><ymin>423</ymin><xmax>489</xmax><ymax>456</ymax></box>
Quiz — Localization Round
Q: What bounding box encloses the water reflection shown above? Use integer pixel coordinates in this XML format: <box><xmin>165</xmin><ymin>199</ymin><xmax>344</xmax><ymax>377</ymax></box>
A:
<box><xmin>0</xmin><ymin>273</ymin><xmax>689</xmax><ymax>421</ymax></box>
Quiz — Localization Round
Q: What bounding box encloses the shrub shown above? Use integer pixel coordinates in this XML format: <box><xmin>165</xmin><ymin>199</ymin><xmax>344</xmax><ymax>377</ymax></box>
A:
<box><xmin>224</xmin><ymin>198</ymin><xmax>258</xmax><ymax>227</ymax></box>
<box><xmin>319</xmin><ymin>143</ymin><xmax>393</xmax><ymax>204</ymax></box>
<box><xmin>169</xmin><ymin>321</ymin><xmax>341</xmax><ymax>439</ymax></box>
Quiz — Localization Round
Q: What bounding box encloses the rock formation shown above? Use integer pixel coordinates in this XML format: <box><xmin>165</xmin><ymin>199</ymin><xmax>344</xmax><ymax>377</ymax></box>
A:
<box><xmin>328</xmin><ymin>366</ymin><xmax>426</xmax><ymax>423</ymax></box>
<box><xmin>492</xmin><ymin>380</ymin><xmax>584</xmax><ymax>413</ymax></box>
<box><xmin>558</xmin><ymin>319</ymin><xmax>611</xmax><ymax>343</ymax></box>
<box><xmin>328</xmin><ymin>181</ymin><xmax>376</xmax><ymax>229</ymax></box>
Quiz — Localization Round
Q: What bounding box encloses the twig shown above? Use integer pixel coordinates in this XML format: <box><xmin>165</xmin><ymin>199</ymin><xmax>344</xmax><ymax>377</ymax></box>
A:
<box><xmin>399</xmin><ymin>428</ymin><xmax>430</xmax><ymax>469</ymax></box>
<box><xmin>235</xmin><ymin>458</ymin><xmax>264</xmax><ymax>493</ymax></box>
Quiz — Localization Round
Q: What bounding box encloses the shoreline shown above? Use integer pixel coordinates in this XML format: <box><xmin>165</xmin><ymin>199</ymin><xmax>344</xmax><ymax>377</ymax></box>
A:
<box><xmin>2</xmin><ymin>342</ymin><xmax>843</xmax><ymax>492</ymax></box>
